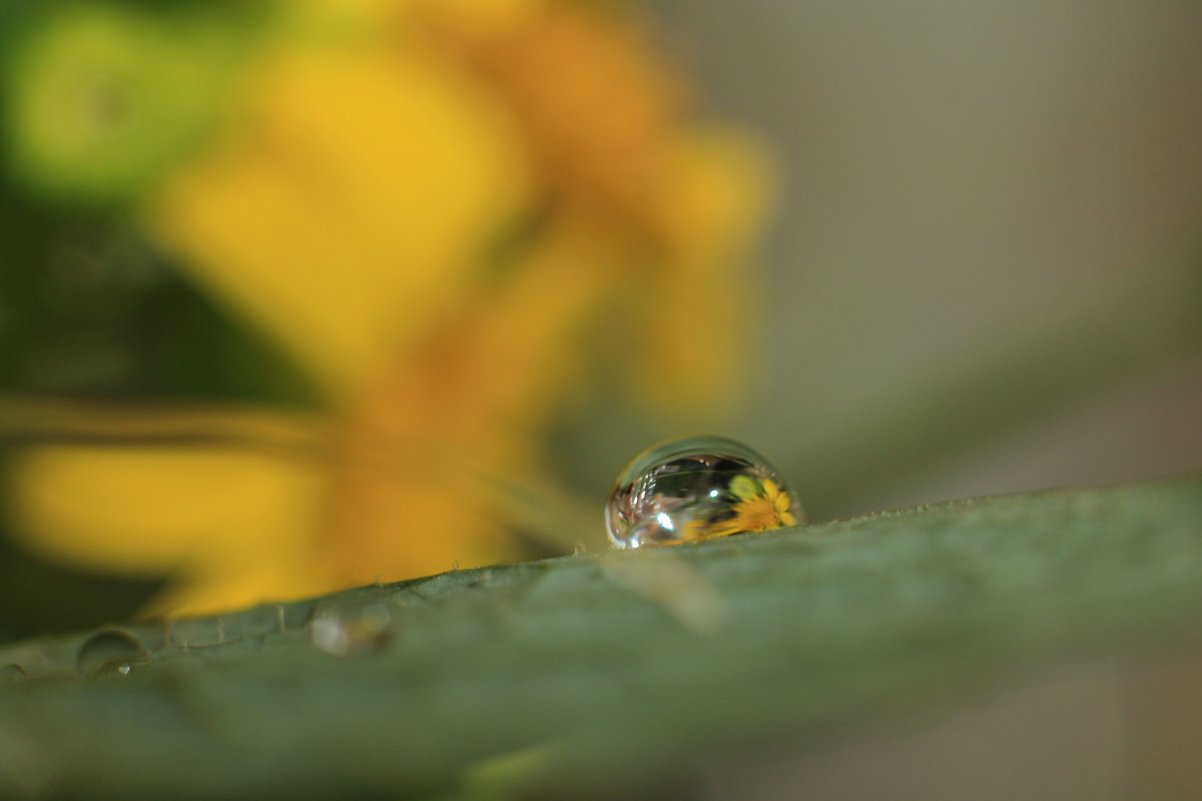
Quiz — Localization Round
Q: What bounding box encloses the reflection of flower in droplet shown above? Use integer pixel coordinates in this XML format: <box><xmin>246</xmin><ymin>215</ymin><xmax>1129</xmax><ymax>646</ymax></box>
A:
<box><xmin>607</xmin><ymin>437</ymin><xmax>801</xmax><ymax>550</ymax></box>
<box><xmin>706</xmin><ymin>477</ymin><xmax>798</xmax><ymax>539</ymax></box>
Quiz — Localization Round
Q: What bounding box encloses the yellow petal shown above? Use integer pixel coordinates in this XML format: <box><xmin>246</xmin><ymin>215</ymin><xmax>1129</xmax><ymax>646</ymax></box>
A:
<box><xmin>474</xmin><ymin>6</ymin><xmax>682</xmax><ymax>214</ymax></box>
<box><xmin>323</xmin><ymin>470</ymin><xmax>526</xmax><ymax>585</ymax></box>
<box><xmin>146</xmin><ymin>553</ymin><xmax>333</xmax><ymax>617</ymax></box>
<box><xmin>679</xmin><ymin>519</ymin><xmax>709</xmax><ymax>542</ymax></box>
<box><xmin>147</xmin><ymin>44</ymin><xmax>531</xmax><ymax>397</ymax></box>
<box><xmin>652</xmin><ymin>127</ymin><xmax>773</xmax><ymax>271</ymax></box>
<box><xmin>414</xmin><ymin>0</ymin><xmax>544</xmax><ymax>40</ymax></box>
<box><xmin>285</xmin><ymin>0</ymin><xmax>409</xmax><ymax>33</ymax></box>
<box><xmin>624</xmin><ymin>129</ymin><xmax>772</xmax><ymax>411</ymax></box>
<box><xmin>317</xmin><ymin>222</ymin><xmax>614</xmax><ymax>584</ymax></box>
<box><xmin>8</xmin><ymin>444</ymin><xmax>326</xmax><ymax>577</ymax></box>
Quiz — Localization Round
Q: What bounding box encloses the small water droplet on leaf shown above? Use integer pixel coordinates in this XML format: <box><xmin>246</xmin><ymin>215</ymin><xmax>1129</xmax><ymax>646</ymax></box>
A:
<box><xmin>606</xmin><ymin>435</ymin><xmax>804</xmax><ymax>549</ymax></box>
<box><xmin>310</xmin><ymin>602</ymin><xmax>393</xmax><ymax>657</ymax></box>
<box><xmin>0</xmin><ymin>664</ymin><xmax>27</xmax><ymax>683</ymax></box>
<box><xmin>77</xmin><ymin>629</ymin><xmax>150</xmax><ymax>675</ymax></box>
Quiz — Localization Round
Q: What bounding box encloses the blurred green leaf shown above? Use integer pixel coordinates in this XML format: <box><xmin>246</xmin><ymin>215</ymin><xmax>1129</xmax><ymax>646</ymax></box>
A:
<box><xmin>0</xmin><ymin>198</ymin><xmax>321</xmax><ymax>407</ymax></box>
<box><xmin>0</xmin><ymin>537</ymin><xmax>162</xmax><ymax>643</ymax></box>
<box><xmin>1</xmin><ymin>474</ymin><xmax>1200</xmax><ymax>800</ymax></box>
<box><xmin>137</xmin><ymin>278</ymin><xmax>325</xmax><ymax>409</ymax></box>
<box><xmin>0</xmin><ymin>2</ymin><xmax>255</xmax><ymax>205</ymax></box>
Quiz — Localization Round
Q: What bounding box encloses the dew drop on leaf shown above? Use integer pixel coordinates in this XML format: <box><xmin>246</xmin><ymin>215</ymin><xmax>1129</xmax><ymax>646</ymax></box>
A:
<box><xmin>0</xmin><ymin>664</ymin><xmax>27</xmax><ymax>683</ymax></box>
<box><xmin>606</xmin><ymin>435</ymin><xmax>804</xmax><ymax>549</ymax></box>
<box><xmin>76</xmin><ymin>628</ymin><xmax>150</xmax><ymax>675</ymax></box>
<box><xmin>310</xmin><ymin>602</ymin><xmax>393</xmax><ymax>657</ymax></box>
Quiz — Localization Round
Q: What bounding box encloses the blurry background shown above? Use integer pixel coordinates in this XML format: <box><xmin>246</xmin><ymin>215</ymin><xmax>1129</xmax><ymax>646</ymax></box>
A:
<box><xmin>0</xmin><ymin>0</ymin><xmax>1200</xmax><ymax>640</ymax></box>
<box><xmin>655</xmin><ymin>0</ymin><xmax>1202</xmax><ymax>510</ymax></box>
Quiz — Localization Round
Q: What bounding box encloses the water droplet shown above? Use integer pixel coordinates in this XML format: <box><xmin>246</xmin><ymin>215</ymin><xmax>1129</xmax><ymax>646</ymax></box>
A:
<box><xmin>76</xmin><ymin>629</ymin><xmax>150</xmax><ymax>675</ymax></box>
<box><xmin>0</xmin><ymin>664</ymin><xmax>27</xmax><ymax>683</ymax></box>
<box><xmin>310</xmin><ymin>602</ymin><xmax>392</xmax><ymax>657</ymax></box>
<box><xmin>606</xmin><ymin>435</ymin><xmax>804</xmax><ymax>549</ymax></box>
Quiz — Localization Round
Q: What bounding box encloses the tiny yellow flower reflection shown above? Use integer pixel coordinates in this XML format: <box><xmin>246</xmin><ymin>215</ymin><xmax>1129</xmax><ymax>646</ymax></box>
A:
<box><xmin>705</xmin><ymin>476</ymin><xmax>798</xmax><ymax>539</ymax></box>
<box><xmin>4</xmin><ymin>0</ymin><xmax>772</xmax><ymax>617</ymax></box>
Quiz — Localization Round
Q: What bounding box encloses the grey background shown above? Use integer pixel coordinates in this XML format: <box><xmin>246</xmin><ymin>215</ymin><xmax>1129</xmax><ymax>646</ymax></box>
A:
<box><xmin>653</xmin><ymin>0</ymin><xmax>1202</xmax><ymax>511</ymax></box>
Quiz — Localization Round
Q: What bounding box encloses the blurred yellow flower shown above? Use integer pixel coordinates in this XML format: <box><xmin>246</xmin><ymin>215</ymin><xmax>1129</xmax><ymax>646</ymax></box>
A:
<box><xmin>5</xmin><ymin>0</ymin><xmax>772</xmax><ymax>616</ymax></box>
<box><xmin>11</xmin><ymin>432</ymin><xmax>330</xmax><ymax>613</ymax></box>
<box><xmin>150</xmin><ymin>40</ymin><xmax>532</xmax><ymax>396</ymax></box>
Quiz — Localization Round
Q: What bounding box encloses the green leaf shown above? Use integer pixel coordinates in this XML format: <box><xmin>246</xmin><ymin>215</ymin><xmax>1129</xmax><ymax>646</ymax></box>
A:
<box><xmin>727</xmin><ymin>472</ymin><xmax>760</xmax><ymax>501</ymax></box>
<box><xmin>2</xmin><ymin>4</ymin><xmax>256</xmax><ymax>206</ymax></box>
<box><xmin>1</xmin><ymin>474</ymin><xmax>1201</xmax><ymax>800</ymax></box>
